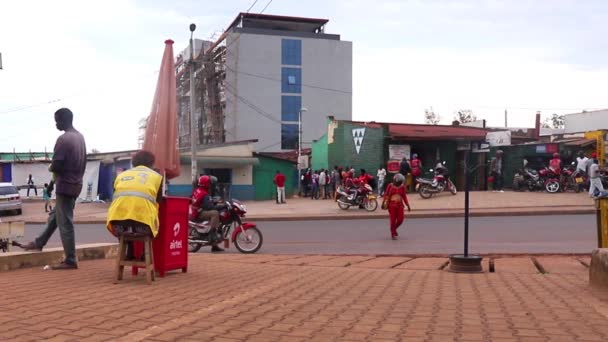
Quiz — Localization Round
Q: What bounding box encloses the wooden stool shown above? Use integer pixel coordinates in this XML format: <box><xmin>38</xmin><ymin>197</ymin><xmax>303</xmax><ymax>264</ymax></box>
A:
<box><xmin>115</xmin><ymin>232</ymin><xmax>155</xmax><ymax>284</ymax></box>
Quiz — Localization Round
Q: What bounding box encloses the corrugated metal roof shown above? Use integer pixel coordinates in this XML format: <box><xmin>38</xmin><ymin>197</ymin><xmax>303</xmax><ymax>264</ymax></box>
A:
<box><xmin>389</xmin><ymin>124</ymin><xmax>488</xmax><ymax>140</ymax></box>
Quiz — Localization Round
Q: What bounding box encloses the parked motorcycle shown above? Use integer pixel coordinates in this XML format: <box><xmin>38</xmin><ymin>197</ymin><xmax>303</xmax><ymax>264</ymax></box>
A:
<box><xmin>560</xmin><ymin>162</ymin><xmax>581</xmax><ymax>193</ymax></box>
<box><xmin>336</xmin><ymin>183</ymin><xmax>378</xmax><ymax>211</ymax></box>
<box><xmin>512</xmin><ymin>167</ymin><xmax>545</xmax><ymax>192</ymax></box>
<box><xmin>538</xmin><ymin>166</ymin><xmax>561</xmax><ymax>193</ymax></box>
<box><xmin>188</xmin><ymin>199</ymin><xmax>263</xmax><ymax>253</ymax></box>
<box><xmin>416</xmin><ymin>165</ymin><xmax>457</xmax><ymax>199</ymax></box>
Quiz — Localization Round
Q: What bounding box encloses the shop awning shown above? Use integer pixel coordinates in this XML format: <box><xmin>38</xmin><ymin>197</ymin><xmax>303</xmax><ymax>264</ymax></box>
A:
<box><xmin>563</xmin><ymin>138</ymin><xmax>595</xmax><ymax>147</ymax></box>
<box><xmin>389</xmin><ymin>124</ymin><xmax>487</xmax><ymax>141</ymax></box>
<box><xmin>179</xmin><ymin>155</ymin><xmax>259</xmax><ymax>166</ymax></box>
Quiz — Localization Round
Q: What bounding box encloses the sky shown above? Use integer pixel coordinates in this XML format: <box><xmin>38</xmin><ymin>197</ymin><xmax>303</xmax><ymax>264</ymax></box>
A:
<box><xmin>2</xmin><ymin>0</ymin><xmax>608</xmax><ymax>152</ymax></box>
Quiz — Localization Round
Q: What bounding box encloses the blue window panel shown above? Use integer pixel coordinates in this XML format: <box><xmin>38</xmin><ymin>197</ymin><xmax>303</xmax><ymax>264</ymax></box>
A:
<box><xmin>281</xmin><ymin>96</ymin><xmax>302</xmax><ymax>122</ymax></box>
<box><xmin>282</xmin><ymin>39</ymin><xmax>302</xmax><ymax>65</ymax></box>
<box><xmin>281</xmin><ymin>68</ymin><xmax>301</xmax><ymax>93</ymax></box>
<box><xmin>281</xmin><ymin>124</ymin><xmax>299</xmax><ymax>150</ymax></box>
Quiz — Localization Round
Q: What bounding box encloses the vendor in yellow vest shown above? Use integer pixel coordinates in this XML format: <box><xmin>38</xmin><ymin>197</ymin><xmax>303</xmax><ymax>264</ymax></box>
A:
<box><xmin>107</xmin><ymin>150</ymin><xmax>163</xmax><ymax>259</ymax></box>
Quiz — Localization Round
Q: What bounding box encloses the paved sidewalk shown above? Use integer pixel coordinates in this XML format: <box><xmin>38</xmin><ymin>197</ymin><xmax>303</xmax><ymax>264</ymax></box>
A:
<box><xmin>4</xmin><ymin>191</ymin><xmax>595</xmax><ymax>224</ymax></box>
<box><xmin>1</xmin><ymin>254</ymin><xmax>607</xmax><ymax>341</ymax></box>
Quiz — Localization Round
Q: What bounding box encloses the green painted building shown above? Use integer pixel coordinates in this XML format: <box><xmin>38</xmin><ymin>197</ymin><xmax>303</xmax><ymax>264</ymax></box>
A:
<box><xmin>312</xmin><ymin>119</ymin><xmax>490</xmax><ymax>191</ymax></box>
<box><xmin>252</xmin><ymin>154</ymin><xmax>297</xmax><ymax>201</ymax></box>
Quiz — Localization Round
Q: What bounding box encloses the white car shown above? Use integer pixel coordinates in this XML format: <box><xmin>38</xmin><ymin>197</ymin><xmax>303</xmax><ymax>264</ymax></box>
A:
<box><xmin>0</xmin><ymin>183</ymin><xmax>22</xmax><ymax>215</ymax></box>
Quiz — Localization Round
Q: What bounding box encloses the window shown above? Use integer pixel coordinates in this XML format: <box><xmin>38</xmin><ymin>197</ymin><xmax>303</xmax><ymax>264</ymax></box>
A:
<box><xmin>281</xmin><ymin>39</ymin><xmax>302</xmax><ymax>65</ymax></box>
<box><xmin>282</xmin><ymin>68</ymin><xmax>301</xmax><ymax>93</ymax></box>
<box><xmin>281</xmin><ymin>96</ymin><xmax>302</xmax><ymax>122</ymax></box>
<box><xmin>281</xmin><ymin>124</ymin><xmax>299</xmax><ymax>150</ymax></box>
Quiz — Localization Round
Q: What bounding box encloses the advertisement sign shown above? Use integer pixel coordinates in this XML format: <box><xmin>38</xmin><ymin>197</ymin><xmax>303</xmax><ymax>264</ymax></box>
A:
<box><xmin>297</xmin><ymin>156</ymin><xmax>308</xmax><ymax>170</ymax></box>
<box><xmin>486</xmin><ymin>131</ymin><xmax>512</xmax><ymax>147</ymax></box>
<box><xmin>387</xmin><ymin>160</ymin><xmax>401</xmax><ymax>173</ymax></box>
<box><xmin>388</xmin><ymin>144</ymin><xmax>411</xmax><ymax>160</ymax></box>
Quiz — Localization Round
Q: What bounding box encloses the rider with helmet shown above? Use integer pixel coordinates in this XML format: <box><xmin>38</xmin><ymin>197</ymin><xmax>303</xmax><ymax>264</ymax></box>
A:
<box><xmin>191</xmin><ymin>175</ymin><xmax>225</xmax><ymax>252</ymax></box>
<box><xmin>549</xmin><ymin>152</ymin><xmax>562</xmax><ymax>175</ymax></box>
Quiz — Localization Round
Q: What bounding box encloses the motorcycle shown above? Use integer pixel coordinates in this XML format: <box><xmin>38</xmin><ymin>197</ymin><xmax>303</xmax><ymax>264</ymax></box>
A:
<box><xmin>336</xmin><ymin>183</ymin><xmax>378</xmax><ymax>211</ymax></box>
<box><xmin>538</xmin><ymin>166</ymin><xmax>561</xmax><ymax>193</ymax></box>
<box><xmin>512</xmin><ymin>167</ymin><xmax>544</xmax><ymax>192</ymax></box>
<box><xmin>188</xmin><ymin>199</ymin><xmax>263</xmax><ymax>254</ymax></box>
<box><xmin>560</xmin><ymin>162</ymin><xmax>581</xmax><ymax>193</ymax></box>
<box><xmin>416</xmin><ymin>166</ymin><xmax>457</xmax><ymax>199</ymax></box>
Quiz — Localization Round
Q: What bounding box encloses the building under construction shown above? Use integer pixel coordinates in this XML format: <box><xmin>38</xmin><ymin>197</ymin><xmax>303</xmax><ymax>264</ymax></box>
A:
<box><xmin>176</xmin><ymin>12</ymin><xmax>352</xmax><ymax>153</ymax></box>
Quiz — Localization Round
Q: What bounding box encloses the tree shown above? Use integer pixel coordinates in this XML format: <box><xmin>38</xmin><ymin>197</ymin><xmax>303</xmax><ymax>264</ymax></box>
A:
<box><xmin>424</xmin><ymin>107</ymin><xmax>441</xmax><ymax>125</ymax></box>
<box><xmin>91</xmin><ymin>148</ymin><xmax>100</xmax><ymax>153</ymax></box>
<box><xmin>542</xmin><ymin>113</ymin><xmax>565</xmax><ymax>129</ymax></box>
<box><xmin>454</xmin><ymin>109</ymin><xmax>477</xmax><ymax>124</ymax></box>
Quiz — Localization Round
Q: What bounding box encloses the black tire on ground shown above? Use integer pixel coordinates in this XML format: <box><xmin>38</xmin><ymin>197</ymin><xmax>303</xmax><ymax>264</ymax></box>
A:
<box><xmin>188</xmin><ymin>226</ymin><xmax>203</xmax><ymax>253</ymax></box>
<box><xmin>419</xmin><ymin>185</ymin><xmax>433</xmax><ymax>199</ymax></box>
<box><xmin>234</xmin><ymin>227</ymin><xmax>263</xmax><ymax>254</ymax></box>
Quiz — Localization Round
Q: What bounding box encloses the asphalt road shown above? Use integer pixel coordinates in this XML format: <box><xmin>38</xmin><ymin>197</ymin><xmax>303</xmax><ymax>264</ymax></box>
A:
<box><xmin>20</xmin><ymin>214</ymin><xmax>596</xmax><ymax>255</ymax></box>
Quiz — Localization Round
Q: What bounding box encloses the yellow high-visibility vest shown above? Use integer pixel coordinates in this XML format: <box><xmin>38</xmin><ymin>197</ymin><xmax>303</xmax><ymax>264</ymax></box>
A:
<box><xmin>106</xmin><ymin>166</ymin><xmax>162</xmax><ymax>237</ymax></box>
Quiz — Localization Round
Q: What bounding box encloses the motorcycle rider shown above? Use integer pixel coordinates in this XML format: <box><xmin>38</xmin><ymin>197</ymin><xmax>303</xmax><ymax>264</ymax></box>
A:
<box><xmin>191</xmin><ymin>175</ymin><xmax>225</xmax><ymax>252</ymax></box>
<box><xmin>549</xmin><ymin>153</ymin><xmax>562</xmax><ymax>176</ymax></box>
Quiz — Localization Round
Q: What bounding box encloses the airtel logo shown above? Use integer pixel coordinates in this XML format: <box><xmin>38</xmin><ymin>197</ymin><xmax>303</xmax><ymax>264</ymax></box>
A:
<box><xmin>173</xmin><ymin>222</ymin><xmax>180</xmax><ymax>237</ymax></box>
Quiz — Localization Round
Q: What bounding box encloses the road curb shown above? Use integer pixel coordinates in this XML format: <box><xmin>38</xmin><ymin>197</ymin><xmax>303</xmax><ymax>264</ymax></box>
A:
<box><xmin>18</xmin><ymin>208</ymin><xmax>595</xmax><ymax>224</ymax></box>
<box><xmin>0</xmin><ymin>243</ymin><xmax>118</xmax><ymax>272</ymax></box>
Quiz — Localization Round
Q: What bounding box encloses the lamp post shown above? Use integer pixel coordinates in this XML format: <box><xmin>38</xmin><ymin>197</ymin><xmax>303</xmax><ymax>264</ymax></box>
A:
<box><xmin>298</xmin><ymin>107</ymin><xmax>308</xmax><ymax>196</ymax></box>
<box><xmin>189</xmin><ymin>23</ymin><xmax>197</xmax><ymax>189</ymax></box>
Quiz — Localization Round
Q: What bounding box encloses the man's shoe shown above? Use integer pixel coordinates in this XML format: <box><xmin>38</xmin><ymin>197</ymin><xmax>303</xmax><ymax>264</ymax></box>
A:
<box><xmin>21</xmin><ymin>241</ymin><xmax>42</xmax><ymax>251</ymax></box>
<box><xmin>51</xmin><ymin>261</ymin><xmax>78</xmax><ymax>270</ymax></box>
<box><xmin>211</xmin><ymin>245</ymin><xmax>225</xmax><ymax>252</ymax></box>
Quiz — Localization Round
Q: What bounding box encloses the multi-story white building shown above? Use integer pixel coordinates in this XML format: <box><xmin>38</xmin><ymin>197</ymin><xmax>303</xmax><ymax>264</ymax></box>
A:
<box><xmin>222</xmin><ymin>13</ymin><xmax>352</xmax><ymax>152</ymax></box>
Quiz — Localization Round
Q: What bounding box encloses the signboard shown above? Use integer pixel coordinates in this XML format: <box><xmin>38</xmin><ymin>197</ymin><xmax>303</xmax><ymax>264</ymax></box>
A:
<box><xmin>297</xmin><ymin>156</ymin><xmax>308</xmax><ymax>170</ymax></box>
<box><xmin>486</xmin><ymin>131</ymin><xmax>511</xmax><ymax>147</ymax></box>
<box><xmin>457</xmin><ymin>143</ymin><xmax>471</xmax><ymax>151</ymax></box>
<box><xmin>388</xmin><ymin>144</ymin><xmax>411</xmax><ymax>160</ymax></box>
<box><xmin>387</xmin><ymin>159</ymin><xmax>401</xmax><ymax>173</ymax></box>
<box><xmin>535</xmin><ymin>145</ymin><xmax>546</xmax><ymax>154</ymax></box>
<box><xmin>473</xmin><ymin>143</ymin><xmax>490</xmax><ymax>153</ymax></box>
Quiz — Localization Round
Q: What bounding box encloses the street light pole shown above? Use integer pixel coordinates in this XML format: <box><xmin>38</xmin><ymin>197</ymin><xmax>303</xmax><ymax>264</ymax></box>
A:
<box><xmin>297</xmin><ymin>107</ymin><xmax>308</xmax><ymax>196</ymax></box>
<box><xmin>189</xmin><ymin>23</ymin><xmax>197</xmax><ymax>189</ymax></box>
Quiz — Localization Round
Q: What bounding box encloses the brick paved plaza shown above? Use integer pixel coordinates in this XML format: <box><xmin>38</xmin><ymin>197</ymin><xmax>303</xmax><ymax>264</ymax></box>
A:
<box><xmin>2</xmin><ymin>254</ymin><xmax>608</xmax><ymax>341</ymax></box>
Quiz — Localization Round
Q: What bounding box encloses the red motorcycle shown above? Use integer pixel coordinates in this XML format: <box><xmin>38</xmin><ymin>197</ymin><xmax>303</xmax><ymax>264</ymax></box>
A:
<box><xmin>336</xmin><ymin>182</ymin><xmax>378</xmax><ymax>211</ymax></box>
<box><xmin>188</xmin><ymin>199</ymin><xmax>263</xmax><ymax>253</ymax></box>
<box><xmin>538</xmin><ymin>166</ymin><xmax>561</xmax><ymax>193</ymax></box>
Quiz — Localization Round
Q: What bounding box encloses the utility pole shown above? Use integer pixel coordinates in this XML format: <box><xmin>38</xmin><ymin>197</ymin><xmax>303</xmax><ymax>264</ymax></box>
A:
<box><xmin>504</xmin><ymin>109</ymin><xmax>508</xmax><ymax>128</ymax></box>
<box><xmin>189</xmin><ymin>23</ymin><xmax>198</xmax><ymax>189</ymax></box>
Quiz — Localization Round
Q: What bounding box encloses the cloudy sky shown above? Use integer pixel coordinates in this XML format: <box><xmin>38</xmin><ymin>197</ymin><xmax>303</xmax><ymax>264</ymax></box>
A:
<box><xmin>1</xmin><ymin>0</ymin><xmax>608</xmax><ymax>152</ymax></box>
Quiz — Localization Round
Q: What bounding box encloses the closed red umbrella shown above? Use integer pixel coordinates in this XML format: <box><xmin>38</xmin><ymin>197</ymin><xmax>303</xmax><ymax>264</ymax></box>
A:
<box><xmin>143</xmin><ymin>39</ymin><xmax>180</xmax><ymax>179</ymax></box>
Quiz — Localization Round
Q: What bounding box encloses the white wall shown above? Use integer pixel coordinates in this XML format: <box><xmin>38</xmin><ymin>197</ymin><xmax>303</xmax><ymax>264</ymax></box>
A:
<box><xmin>225</xmin><ymin>32</ymin><xmax>352</xmax><ymax>152</ymax></box>
<box><xmin>564</xmin><ymin>110</ymin><xmax>608</xmax><ymax>133</ymax></box>
<box><xmin>232</xmin><ymin>165</ymin><xmax>252</xmax><ymax>185</ymax></box>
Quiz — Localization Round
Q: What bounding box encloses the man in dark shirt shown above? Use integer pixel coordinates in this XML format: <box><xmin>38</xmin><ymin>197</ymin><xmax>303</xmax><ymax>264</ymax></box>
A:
<box><xmin>21</xmin><ymin>108</ymin><xmax>86</xmax><ymax>270</ymax></box>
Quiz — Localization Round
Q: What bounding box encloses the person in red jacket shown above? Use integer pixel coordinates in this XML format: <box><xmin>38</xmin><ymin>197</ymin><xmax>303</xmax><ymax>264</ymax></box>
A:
<box><xmin>273</xmin><ymin>170</ymin><xmax>286</xmax><ymax>204</ymax></box>
<box><xmin>382</xmin><ymin>173</ymin><xmax>411</xmax><ymax>240</ymax></box>
<box><xmin>549</xmin><ymin>153</ymin><xmax>562</xmax><ymax>175</ymax></box>
<box><xmin>191</xmin><ymin>175</ymin><xmax>225</xmax><ymax>252</ymax></box>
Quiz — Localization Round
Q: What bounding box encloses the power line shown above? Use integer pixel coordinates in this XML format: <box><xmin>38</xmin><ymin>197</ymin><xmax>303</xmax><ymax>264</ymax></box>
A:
<box><xmin>260</xmin><ymin>0</ymin><xmax>273</xmax><ymax>13</ymax></box>
<box><xmin>246</xmin><ymin>0</ymin><xmax>259</xmax><ymax>13</ymax></box>
<box><xmin>224</xmin><ymin>64</ymin><xmax>352</xmax><ymax>94</ymax></box>
<box><xmin>222</xmin><ymin>83</ymin><xmax>282</xmax><ymax>124</ymax></box>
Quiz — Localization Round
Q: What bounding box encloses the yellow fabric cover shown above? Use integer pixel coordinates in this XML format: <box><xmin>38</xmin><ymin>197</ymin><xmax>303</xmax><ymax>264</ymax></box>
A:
<box><xmin>106</xmin><ymin>166</ymin><xmax>162</xmax><ymax>237</ymax></box>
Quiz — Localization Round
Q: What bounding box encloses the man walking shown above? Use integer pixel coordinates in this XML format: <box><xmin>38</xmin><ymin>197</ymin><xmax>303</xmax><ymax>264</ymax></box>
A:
<box><xmin>319</xmin><ymin>169</ymin><xmax>327</xmax><ymax>200</ymax></box>
<box><xmin>490</xmin><ymin>150</ymin><xmax>505</xmax><ymax>192</ymax></box>
<box><xmin>377</xmin><ymin>166</ymin><xmax>386</xmax><ymax>195</ymax></box>
<box><xmin>589</xmin><ymin>158</ymin><xmax>604</xmax><ymax>197</ymax></box>
<box><xmin>26</xmin><ymin>174</ymin><xmax>37</xmax><ymax>197</ymax></box>
<box><xmin>273</xmin><ymin>170</ymin><xmax>286</xmax><ymax>204</ymax></box>
<box><xmin>21</xmin><ymin>108</ymin><xmax>86</xmax><ymax>270</ymax></box>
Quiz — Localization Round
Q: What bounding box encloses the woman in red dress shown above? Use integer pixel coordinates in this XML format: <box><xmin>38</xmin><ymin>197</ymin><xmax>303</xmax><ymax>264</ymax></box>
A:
<box><xmin>383</xmin><ymin>173</ymin><xmax>411</xmax><ymax>240</ymax></box>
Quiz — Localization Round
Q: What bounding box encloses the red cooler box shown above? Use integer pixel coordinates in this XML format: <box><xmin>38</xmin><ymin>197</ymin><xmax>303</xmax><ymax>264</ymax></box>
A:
<box><xmin>133</xmin><ymin>196</ymin><xmax>190</xmax><ymax>277</ymax></box>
